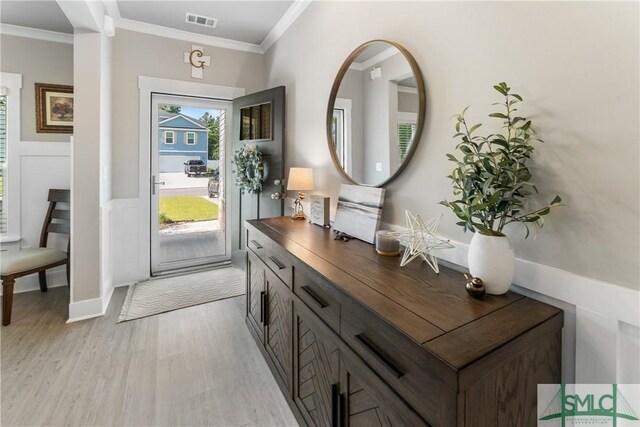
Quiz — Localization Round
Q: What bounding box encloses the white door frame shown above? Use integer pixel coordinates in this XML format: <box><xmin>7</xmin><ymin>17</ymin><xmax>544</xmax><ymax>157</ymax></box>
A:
<box><xmin>138</xmin><ymin>76</ymin><xmax>244</xmax><ymax>280</ymax></box>
<box><xmin>150</xmin><ymin>93</ymin><xmax>231</xmax><ymax>274</ymax></box>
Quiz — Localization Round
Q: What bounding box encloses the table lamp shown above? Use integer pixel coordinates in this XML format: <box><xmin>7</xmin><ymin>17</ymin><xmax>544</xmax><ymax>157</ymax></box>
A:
<box><xmin>287</xmin><ymin>167</ymin><xmax>314</xmax><ymax>220</ymax></box>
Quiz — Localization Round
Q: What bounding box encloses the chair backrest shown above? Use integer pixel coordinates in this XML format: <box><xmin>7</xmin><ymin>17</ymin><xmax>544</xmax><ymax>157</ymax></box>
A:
<box><xmin>39</xmin><ymin>189</ymin><xmax>71</xmax><ymax>251</ymax></box>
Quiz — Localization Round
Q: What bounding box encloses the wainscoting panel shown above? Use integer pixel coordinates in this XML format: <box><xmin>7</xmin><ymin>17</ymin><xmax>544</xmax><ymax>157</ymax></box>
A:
<box><xmin>1</xmin><ymin>142</ymin><xmax>71</xmax><ymax>295</ymax></box>
<box><xmin>101</xmin><ymin>201</ymin><xmax>114</xmax><ymax>313</ymax></box>
<box><xmin>111</xmin><ymin>198</ymin><xmax>147</xmax><ymax>286</ymax></box>
<box><xmin>380</xmin><ymin>221</ymin><xmax>640</xmax><ymax>385</ymax></box>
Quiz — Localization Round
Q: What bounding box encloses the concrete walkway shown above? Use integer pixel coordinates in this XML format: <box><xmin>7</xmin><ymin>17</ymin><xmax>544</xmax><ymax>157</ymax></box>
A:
<box><xmin>160</xmin><ymin>220</ymin><xmax>220</xmax><ymax>235</ymax></box>
<box><xmin>159</xmin><ymin>172</ymin><xmax>209</xmax><ymax>189</ymax></box>
<box><xmin>156</xmin><ymin>174</ymin><xmax>225</xmax><ymax>264</ymax></box>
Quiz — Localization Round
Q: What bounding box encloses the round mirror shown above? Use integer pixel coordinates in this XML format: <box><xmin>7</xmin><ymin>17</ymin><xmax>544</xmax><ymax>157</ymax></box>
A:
<box><xmin>327</xmin><ymin>40</ymin><xmax>426</xmax><ymax>187</ymax></box>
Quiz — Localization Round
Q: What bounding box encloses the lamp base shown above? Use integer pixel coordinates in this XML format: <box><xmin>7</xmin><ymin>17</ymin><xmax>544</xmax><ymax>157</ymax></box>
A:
<box><xmin>291</xmin><ymin>212</ymin><xmax>306</xmax><ymax>220</ymax></box>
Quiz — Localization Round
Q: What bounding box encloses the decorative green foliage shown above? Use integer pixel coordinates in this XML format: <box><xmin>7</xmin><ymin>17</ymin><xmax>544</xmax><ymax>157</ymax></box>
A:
<box><xmin>441</xmin><ymin>82</ymin><xmax>562</xmax><ymax>237</ymax></box>
<box><xmin>232</xmin><ymin>144</ymin><xmax>264</xmax><ymax>194</ymax></box>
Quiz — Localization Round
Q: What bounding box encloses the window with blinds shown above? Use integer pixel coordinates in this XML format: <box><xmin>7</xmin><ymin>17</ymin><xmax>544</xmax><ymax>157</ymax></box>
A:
<box><xmin>398</xmin><ymin>122</ymin><xmax>416</xmax><ymax>162</ymax></box>
<box><xmin>0</xmin><ymin>95</ymin><xmax>6</xmax><ymax>234</ymax></box>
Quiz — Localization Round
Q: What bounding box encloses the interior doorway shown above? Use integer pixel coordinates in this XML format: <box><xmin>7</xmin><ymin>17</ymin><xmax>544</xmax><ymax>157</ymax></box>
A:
<box><xmin>150</xmin><ymin>94</ymin><xmax>231</xmax><ymax>275</ymax></box>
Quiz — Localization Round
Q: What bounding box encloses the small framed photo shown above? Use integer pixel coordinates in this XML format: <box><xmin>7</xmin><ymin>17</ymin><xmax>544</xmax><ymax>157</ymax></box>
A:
<box><xmin>35</xmin><ymin>83</ymin><xmax>73</xmax><ymax>134</ymax></box>
<box><xmin>309</xmin><ymin>195</ymin><xmax>330</xmax><ymax>228</ymax></box>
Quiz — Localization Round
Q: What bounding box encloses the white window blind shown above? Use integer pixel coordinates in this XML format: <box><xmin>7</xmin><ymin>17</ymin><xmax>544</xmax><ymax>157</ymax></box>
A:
<box><xmin>0</xmin><ymin>95</ymin><xmax>7</xmax><ymax>234</ymax></box>
<box><xmin>398</xmin><ymin>122</ymin><xmax>416</xmax><ymax>162</ymax></box>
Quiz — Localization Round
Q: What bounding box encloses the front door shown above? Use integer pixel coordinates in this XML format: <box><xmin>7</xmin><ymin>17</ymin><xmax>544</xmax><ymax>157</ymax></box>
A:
<box><xmin>150</xmin><ymin>93</ymin><xmax>232</xmax><ymax>274</ymax></box>
<box><xmin>230</xmin><ymin>86</ymin><xmax>286</xmax><ymax>265</ymax></box>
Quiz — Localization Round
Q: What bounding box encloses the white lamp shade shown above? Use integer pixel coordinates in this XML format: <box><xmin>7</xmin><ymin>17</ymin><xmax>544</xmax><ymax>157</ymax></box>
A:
<box><xmin>287</xmin><ymin>167</ymin><xmax>314</xmax><ymax>191</ymax></box>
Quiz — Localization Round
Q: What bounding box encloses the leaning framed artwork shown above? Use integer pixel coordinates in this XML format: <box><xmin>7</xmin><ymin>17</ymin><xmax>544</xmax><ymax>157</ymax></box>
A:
<box><xmin>332</xmin><ymin>184</ymin><xmax>385</xmax><ymax>244</ymax></box>
<box><xmin>35</xmin><ymin>83</ymin><xmax>73</xmax><ymax>134</ymax></box>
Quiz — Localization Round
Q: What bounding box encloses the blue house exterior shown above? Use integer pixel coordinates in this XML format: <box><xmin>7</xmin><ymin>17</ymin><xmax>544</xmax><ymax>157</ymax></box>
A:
<box><xmin>158</xmin><ymin>113</ymin><xmax>209</xmax><ymax>172</ymax></box>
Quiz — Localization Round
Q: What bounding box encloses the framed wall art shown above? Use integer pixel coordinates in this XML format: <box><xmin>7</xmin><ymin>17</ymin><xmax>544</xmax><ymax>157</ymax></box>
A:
<box><xmin>35</xmin><ymin>83</ymin><xmax>73</xmax><ymax>134</ymax></box>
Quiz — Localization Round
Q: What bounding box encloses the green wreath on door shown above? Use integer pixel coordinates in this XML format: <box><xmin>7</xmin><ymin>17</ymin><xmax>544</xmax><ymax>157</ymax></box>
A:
<box><xmin>232</xmin><ymin>144</ymin><xmax>264</xmax><ymax>194</ymax></box>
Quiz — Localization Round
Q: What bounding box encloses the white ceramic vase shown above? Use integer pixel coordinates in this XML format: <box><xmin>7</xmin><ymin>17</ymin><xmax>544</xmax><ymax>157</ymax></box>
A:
<box><xmin>468</xmin><ymin>232</ymin><xmax>515</xmax><ymax>295</ymax></box>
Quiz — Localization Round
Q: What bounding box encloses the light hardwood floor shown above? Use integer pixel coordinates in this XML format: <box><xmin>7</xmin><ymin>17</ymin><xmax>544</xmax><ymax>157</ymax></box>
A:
<box><xmin>1</xmin><ymin>286</ymin><xmax>298</xmax><ymax>427</ymax></box>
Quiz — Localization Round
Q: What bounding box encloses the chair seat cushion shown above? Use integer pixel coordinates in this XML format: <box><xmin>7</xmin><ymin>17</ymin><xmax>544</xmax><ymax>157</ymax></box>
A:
<box><xmin>1</xmin><ymin>248</ymin><xmax>68</xmax><ymax>276</ymax></box>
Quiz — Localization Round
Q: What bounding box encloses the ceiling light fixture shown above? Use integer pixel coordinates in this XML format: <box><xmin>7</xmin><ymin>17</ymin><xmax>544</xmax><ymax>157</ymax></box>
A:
<box><xmin>185</xmin><ymin>12</ymin><xmax>218</xmax><ymax>29</ymax></box>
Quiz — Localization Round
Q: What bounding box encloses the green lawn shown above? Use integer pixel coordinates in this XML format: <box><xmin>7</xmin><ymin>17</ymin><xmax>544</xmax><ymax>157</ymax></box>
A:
<box><xmin>160</xmin><ymin>196</ymin><xmax>218</xmax><ymax>223</ymax></box>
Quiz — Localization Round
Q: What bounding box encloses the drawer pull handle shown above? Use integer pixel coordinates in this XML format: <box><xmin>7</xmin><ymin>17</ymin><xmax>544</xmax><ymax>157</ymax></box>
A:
<box><xmin>260</xmin><ymin>291</ymin><xmax>267</xmax><ymax>324</ymax></box>
<box><xmin>301</xmin><ymin>286</ymin><xmax>327</xmax><ymax>309</ymax></box>
<box><xmin>250</xmin><ymin>240</ymin><xmax>263</xmax><ymax>250</ymax></box>
<box><xmin>355</xmin><ymin>334</ymin><xmax>404</xmax><ymax>379</ymax></box>
<box><xmin>268</xmin><ymin>256</ymin><xmax>286</xmax><ymax>270</ymax></box>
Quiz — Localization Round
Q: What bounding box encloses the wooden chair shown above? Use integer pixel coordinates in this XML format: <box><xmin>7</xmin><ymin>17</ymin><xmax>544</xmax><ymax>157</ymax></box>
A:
<box><xmin>1</xmin><ymin>189</ymin><xmax>70</xmax><ymax>325</ymax></box>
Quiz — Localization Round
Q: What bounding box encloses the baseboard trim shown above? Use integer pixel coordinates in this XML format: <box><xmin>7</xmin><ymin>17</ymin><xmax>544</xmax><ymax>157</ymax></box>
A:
<box><xmin>114</xmin><ymin>281</ymin><xmax>135</xmax><ymax>288</ymax></box>
<box><xmin>67</xmin><ymin>297</ymin><xmax>104</xmax><ymax>323</ymax></box>
<box><xmin>101</xmin><ymin>286</ymin><xmax>115</xmax><ymax>314</ymax></box>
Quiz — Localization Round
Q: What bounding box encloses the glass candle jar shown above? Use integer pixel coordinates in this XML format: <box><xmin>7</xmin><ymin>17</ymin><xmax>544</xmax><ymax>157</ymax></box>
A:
<box><xmin>375</xmin><ymin>230</ymin><xmax>401</xmax><ymax>256</ymax></box>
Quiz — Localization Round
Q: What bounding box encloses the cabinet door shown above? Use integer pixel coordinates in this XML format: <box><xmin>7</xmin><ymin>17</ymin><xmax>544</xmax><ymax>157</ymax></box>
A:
<box><xmin>247</xmin><ymin>250</ymin><xmax>266</xmax><ymax>343</ymax></box>
<box><xmin>265</xmin><ymin>268</ymin><xmax>292</xmax><ymax>392</ymax></box>
<box><xmin>293</xmin><ymin>301</ymin><xmax>340</xmax><ymax>427</ymax></box>
<box><xmin>339</xmin><ymin>351</ymin><xmax>429</xmax><ymax>427</ymax></box>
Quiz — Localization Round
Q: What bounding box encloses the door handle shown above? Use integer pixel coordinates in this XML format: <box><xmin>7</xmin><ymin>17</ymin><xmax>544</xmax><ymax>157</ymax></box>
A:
<box><xmin>338</xmin><ymin>392</ymin><xmax>345</xmax><ymax>427</ymax></box>
<box><xmin>151</xmin><ymin>175</ymin><xmax>166</xmax><ymax>196</ymax></box>
<box><xmin>260</xmin><ymin>291</ymin><xmax>267</xmax><ymax>324</ymax></box>
<box><xmin>331</xmin><ymin>383</ymin><xmax>339</xmax><ymax>427</ymax></box>
<box><xmin>250</xmin><ymin>240</ymin><xmax>263</xmax><ymax>250</ymax></box>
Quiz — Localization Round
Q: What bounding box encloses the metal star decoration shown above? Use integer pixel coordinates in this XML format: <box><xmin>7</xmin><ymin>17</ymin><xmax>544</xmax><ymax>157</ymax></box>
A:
<box><xmin>388</xmin><ymin>210</ymin><xmax>454</xmax><ymax>273</ymax></box>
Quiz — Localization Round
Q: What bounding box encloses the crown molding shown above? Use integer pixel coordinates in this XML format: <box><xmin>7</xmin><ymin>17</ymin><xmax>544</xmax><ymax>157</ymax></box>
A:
<box><xmin>261</xmin><ymin>0</ymin><xmax>312</xmax><ymax>53</ymax></box>
<box><xmin>348</xmin><ymin>46</ymin><xmax>399</xmax><ymax>72</ymax></box>
<box><xmin>116</xmin><ymin>17</ymin><xmax>263</xmax><ymax>54</ymax></box>
<box><xmin>361</xmin><ymin>46</ymin><xmax>399</xmax><ymax>70</ymax></box>
<box><xmin>398</xmin><ymin>86</ymin><xmax>418</xmax><ymax>94</ymax></box>
<box><xmin>0</xmin><ymin>23</ymin><xmax>73</xmax><ymax>45</ymax></box>
<box><xmin>1</xmin><ymin>0</ymin><xmax>310</xmax><ymax>54</ymax></box>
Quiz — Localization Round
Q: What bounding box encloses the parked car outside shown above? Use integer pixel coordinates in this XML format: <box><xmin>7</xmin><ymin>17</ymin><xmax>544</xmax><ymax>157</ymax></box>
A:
<box><xmin>184</xmin><ymin>160</ymin><xmax>207</xmax><ymax>177</ymax></box>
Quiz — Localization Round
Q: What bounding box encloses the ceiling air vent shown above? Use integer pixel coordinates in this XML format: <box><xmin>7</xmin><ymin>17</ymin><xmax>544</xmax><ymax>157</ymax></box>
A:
<box><xmin>185</xmin><ymin>12</ymin><xmax>218</xmax><ymax>29</ymax></box>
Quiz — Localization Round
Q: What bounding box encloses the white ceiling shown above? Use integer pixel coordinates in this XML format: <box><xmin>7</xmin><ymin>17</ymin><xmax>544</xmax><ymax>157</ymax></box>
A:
<box><xmin>117</xmin><ymin>1</ymin><xmax>294</xmax><ymax>45</ymax></box>
<box><xmin>0</xmin><ymin>1</ymin><xmax>74</xmax><ymax>33</ymax></box>
<box><xmin>0</xmin><ymin>0</ymin><xmax>299</xmax><ymax>48</ymax></box>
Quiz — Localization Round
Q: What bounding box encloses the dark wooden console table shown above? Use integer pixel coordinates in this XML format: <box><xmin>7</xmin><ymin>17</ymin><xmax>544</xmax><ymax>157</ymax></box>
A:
<box><xmin>244</xmin><ymin>217</ymin><xmax>562</xmax><ymax>426</ymax></box>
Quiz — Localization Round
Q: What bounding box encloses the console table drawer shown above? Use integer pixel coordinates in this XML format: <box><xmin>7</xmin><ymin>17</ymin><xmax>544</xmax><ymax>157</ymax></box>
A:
<box><xmin>293</xmin><ymin>267</ymin><xmax>341</xmax><ymax>333</ymax></box>
<box><xmin>247</xmin><ymin>228</ymin><xmax>268</xmax><ymax>259</ymax></box>
<box><xmin>340</xmin><ymin>299</ymin><xmax>457</xmax><ymax>425</ymax></box>
<box><xmin>248</xmin><ymin>227</ymin><xmax>293</xmax><ymax>288</ymax></box>
<box><xmin>265</xmin><ymin>241</ymin><xmax>293</xmax><ymax>288</ymax></box>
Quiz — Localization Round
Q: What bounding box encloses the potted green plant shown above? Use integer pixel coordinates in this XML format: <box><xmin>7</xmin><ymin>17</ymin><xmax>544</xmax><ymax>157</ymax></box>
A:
<box><xmin>441</xmin><ymin>82</ymin><xmax>562</xmax><ymax>294</ymax></box>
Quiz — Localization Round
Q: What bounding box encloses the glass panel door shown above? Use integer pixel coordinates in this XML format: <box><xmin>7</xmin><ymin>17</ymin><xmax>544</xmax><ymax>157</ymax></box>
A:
<box><xmin>150</xmin><ymin>93</ymin><xmax>231</xmax><ymax>274</ymax></box>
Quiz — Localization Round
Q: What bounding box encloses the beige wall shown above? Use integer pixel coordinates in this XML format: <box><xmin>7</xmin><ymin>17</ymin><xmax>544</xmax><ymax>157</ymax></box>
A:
<box><xmin>265</xmin><ymin>1</ymin><xmax>640</xmax><ymax>290</ymax></box>
<box><xmin>111</xmin><ymin>29</ymin><xmax>266</xmax><ymax>199</ymax></box>
<box><xmin>0</xmin><ymin>35</ymin><xmax>73</xmax><ymax>142</ymax></box>
<box><xmin>72</xmin><ymin>32</ymin><xmax>108</xmax><ymax>303</ymax></box>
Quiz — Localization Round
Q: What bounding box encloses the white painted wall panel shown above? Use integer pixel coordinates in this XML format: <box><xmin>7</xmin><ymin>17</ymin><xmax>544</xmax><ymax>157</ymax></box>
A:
<box><xmin>0</xmin><ymin>142</ymin><xmax>71</xmax><ymax>295</ymax></box>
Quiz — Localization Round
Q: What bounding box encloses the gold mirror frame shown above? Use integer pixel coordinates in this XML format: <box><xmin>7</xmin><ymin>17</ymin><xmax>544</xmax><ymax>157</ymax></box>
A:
<box><xmin>326</xmin><ymin>40</ymin><xmax>426</xmax><ymax>187</ymax></box>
